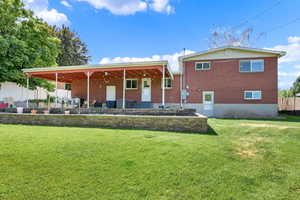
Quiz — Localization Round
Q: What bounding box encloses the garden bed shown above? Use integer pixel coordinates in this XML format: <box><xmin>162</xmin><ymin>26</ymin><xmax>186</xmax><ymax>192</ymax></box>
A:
<box><xmin>0</xmin><ymin>107</ymin><xmax>197</xmax><ymax>116</ymax></box>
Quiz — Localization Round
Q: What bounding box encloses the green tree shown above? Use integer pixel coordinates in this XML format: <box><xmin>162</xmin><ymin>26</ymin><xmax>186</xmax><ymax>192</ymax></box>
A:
<box><xmin>291</xmin><ymin>76</ymin><xmax>300</xmax><ymax>96</ymax></box>
<box><xmin>279</xmin><ymin>89</ymin><xmax>294</xmax><ymax>98</ymax></box>
<box><xmin>0</xmin><ymin>0</ymin><xmax>60</xmax><ymax>91</ymax></box>
<box><xmin>52</xmin><ymin>25</ymin><xmax>90</xmax><ymax>66</ymax></box>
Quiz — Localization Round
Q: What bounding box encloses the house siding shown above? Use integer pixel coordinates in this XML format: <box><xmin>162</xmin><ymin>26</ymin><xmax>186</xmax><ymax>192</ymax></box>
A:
<box><xmin>183</xmin><ymin>57</ymin><xmax>278</xmax><ymax>104</ymax></box>
<box><xmin>69</xmin><ymin>56</ymin><xmax>279</xmax><ymax>117</ymax></box>
<box><xmin>71</xmin><ymin>75</ymin><xmax>181</xmax><ymax>104</ymax></box>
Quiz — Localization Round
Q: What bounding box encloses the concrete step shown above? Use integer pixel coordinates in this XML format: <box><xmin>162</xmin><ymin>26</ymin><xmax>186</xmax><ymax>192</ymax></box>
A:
<box><xmin>134</xmin><ymin>102</ymin><xmax>153</xmax><ymax>108</ymax></box>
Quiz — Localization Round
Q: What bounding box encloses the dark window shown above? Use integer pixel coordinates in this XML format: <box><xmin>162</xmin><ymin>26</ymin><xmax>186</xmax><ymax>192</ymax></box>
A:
<box><xmin>240</xmin><ymin>60</ymin><xmax>264</xmax><ymax>72</ymax></box>
<box><xmin>164</xmin><ymin>78</ymin><xmax>172</xmax><ymax>88</ymax></box>
<box><xmin>244</xmin><ymin>91</ymin><xmax>262</xmax><ymax>100</ymax></box>
<box><xmin>126</xmin><ymin>79</ymin><xmax>138</xmax><ymax>89</ymax></box>
<box><xmin>195</xmin><ymin>62</ymin><xmax>211</xmax><ymax>71</ymax></box>
<box><xmin>65</xmin><ymin>83</ymin><xmax>71</xmax><ymax>90</ymax></box>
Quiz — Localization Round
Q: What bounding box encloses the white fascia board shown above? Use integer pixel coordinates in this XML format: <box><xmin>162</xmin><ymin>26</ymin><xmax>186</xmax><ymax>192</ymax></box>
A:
<box><xmin>23</xmin><ymin>60</ymin><xmax>169</xmax><ymax>73</ymax></box>
<box><xmin>179</xmin><ymin>46</ymin><xmax>286</xmax><ymax>61</ymax></box>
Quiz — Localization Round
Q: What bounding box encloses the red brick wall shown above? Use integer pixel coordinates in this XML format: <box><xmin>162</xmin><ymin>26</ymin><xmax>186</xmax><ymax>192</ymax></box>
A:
<box><xmin>152</xmin><ymin>75</ymin><xmax>181</xmax><ymax>103</ymax></box>
<box><xmin>183</xmin><ymin>57</ymin><xmax>278</xmax><ymax>104</ymax></box>
<box><xmin>71</xmin><ymin>75</ymin><xmax>181</xmax><ymax>104</ymax></box>
<box><xmin>70</xmin><ymin>57</ymin><xmax>278</xmax><ymax>105</ymax></box>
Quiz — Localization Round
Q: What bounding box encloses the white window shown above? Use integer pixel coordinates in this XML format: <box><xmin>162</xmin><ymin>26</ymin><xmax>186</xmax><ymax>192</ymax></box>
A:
<box><xmin>164</xmin><ymin>78</ymin><xmax>172</xmax><ymax>89</ymax></box>
<box><xmin>240</xmin><ymin>60</ymin><xmax>264</xmax><ymax>72</ymax></box>
<box><xmin>195</xmin><ymin>62</ymin><xmax>211</xmax><ymax>71</ymax></box>
<box><xmin>126</xmin><ymin>79</ymin><xmax>138</xmax><ymax>89</ymax></box>
<box><xmin>244</xmin><ymin>91</ymin><xmax>262</xmax><ymax>100</ymax></box>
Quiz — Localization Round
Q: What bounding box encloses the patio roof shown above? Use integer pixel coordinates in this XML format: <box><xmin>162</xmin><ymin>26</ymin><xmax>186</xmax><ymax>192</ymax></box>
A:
<box><xmin>23</xmin><ymin>60</ymin><xmax>173</xmax><ymax>83</ymax></box>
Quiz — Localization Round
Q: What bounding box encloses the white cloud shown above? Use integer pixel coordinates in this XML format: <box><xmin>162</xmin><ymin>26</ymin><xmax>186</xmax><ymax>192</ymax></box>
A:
<box><xmin>278</xmin><ymin>71</ymin><xmax>300</xmax><ymax>77</ymax></box>
<box><xmin>61</xmin><ymin>0</ymin><xmax>72</xmax><ymax>8</ymax></box>
<box><xmin>150</xmin><ymin>0</ymin><xmax>174</xmax><ymax>14</ymax></box>
<box><xmin>294</xmin><ymin>65</ymin><xmax>300</xmax><ymax>69</ymax></box>
<box><xmin>279</xmin><ymin>80</ymin><xmax>294</xmax><ymax>89</ymax></box>
<box><xmin>99</xmin><ymin>50</ymin><xmax>195</xmax><ymax>73</ymax></box>
<box><xmin>36</xmin><ymin>9</ymin><xmax>69</xmax><ymax>25</ymax></box>
<box><xmin>77</xmin><ymin>0</ymin><xmax>147</xmax><ymax>15</ymax></box>
<box><xmin>77</xmin><ymin>0</ymin><xmax>174</xmax><ymax>15</ymax></box>
<box><xmin>23</xmin><ymin>0</ymin><xmax>69</xmax><ymax>26</ymax></box>
<box><xmin>270</xmin><ymin>36</ymin><xmax>300</xmax><ymax>64</ymax></box>
<box><xmin>268</xmin><ymin>36</ymin><xmax>300</xmax><ymax>88</ymax></box>
<box><xmin>288</xmin><ymin>36</ymin><xmax>300</xmax><ymax>44</ymax></box>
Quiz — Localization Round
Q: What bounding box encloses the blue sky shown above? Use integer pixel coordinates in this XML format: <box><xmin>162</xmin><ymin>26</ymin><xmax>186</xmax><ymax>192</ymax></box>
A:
<box><xmin>24</xmin><ymin>0</ymin><xmax>300</xmax><ymax>89</ymax></box>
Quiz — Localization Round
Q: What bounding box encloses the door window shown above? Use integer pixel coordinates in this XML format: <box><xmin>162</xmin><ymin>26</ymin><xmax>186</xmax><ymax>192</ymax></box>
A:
<box><xmin>203</xmin><ymin>91</ymin><xmax>214</xmax><ymax>104</ymax></box>
<box><xmin>143</xmin><ymin>80</ymin><xmax>150</xmax><ymax>88</ymax></box>
<box><xmin>204</xmin><ymin>93</ymin><xmax>212</xmax><ymax>102</ymax></box>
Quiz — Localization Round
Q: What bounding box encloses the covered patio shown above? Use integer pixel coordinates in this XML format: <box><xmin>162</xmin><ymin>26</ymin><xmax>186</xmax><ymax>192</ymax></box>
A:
<box><xmin>23</xmin><ymin>61</ymin><xmax>173</xmax><ymax>109</ymax></box>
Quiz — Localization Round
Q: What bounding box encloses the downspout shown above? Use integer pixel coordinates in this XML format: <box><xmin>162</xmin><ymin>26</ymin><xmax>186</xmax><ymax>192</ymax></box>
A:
<box><xmin>180</xmin><ymin>60</ymin><xmax>183</xmax><ymax>109</ymax></box>
<box><xmin>180</xmin><ymin>48</ymin><xmax>186</xmax><ymax>109</ymax></box>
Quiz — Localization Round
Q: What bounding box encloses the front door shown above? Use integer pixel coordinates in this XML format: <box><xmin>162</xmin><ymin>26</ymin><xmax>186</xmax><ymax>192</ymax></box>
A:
<box><xmin>202</xmin><ymin>91</ymin><xmax>214</xmax><ymax>117</ymax></box>
<box><xmin>106</xmin><ymin>85</ymin><xmax>116</xmax><ymax>101</ymax></box>
<box><xmin>141</xmin><ymin>78</ymin><xmax>151</xmax><ymax>102</ymax></box>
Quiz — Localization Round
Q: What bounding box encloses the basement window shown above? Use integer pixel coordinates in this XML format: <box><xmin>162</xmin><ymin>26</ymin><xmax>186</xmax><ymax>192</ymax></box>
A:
<box><xmin>240</xmin><ymin>60</ymin><xmax>264</xmax><ymax>72</ymax></box>
<box><xmin>126</xmin><ymin>79</ymin><xmax>138</xmax><ymax>89</ymax></box>
<box><xmin>244</xmin><ymin>91</ymin><xmax>262</xmax><ymax>100</ymax></box>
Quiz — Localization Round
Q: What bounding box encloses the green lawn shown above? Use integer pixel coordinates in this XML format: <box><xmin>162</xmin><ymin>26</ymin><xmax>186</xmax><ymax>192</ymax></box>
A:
<box><xmin>0</xmin><ymin>115</ymin><xmax>299</xmax><ymax>200</ymax></box>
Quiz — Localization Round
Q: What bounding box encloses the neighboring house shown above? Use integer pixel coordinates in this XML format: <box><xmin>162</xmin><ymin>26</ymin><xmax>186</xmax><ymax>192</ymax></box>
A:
<box><xmin>0</xmin><ymin>82</ymin><xmax>71</xmax><ymax>106</ymax></box>
<box><xmin>23</xmin><ymin>46</ymin><xmax>285</xmax><ymax>117</ymax></box>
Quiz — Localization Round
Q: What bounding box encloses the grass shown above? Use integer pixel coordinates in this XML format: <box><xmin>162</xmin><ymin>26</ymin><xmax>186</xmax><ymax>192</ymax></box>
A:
<box><xmin>0</xmin><ymin>115</ymin><xmax>299</xmax><ymax>200</ymax></box>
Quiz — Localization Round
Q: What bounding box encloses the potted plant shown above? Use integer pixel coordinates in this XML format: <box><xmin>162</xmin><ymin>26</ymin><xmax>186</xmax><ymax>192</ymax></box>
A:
<box><xmin>31</xmin><ymin>109</ymin><xmax>37</xmax><ymax>115</ymax></box>
<box><xmin>43</xmin><ymin>110</ymin><xmax>49</xmax><ymax>115</ymax></box>
<box><xmin>16</xmin><ymin>107</ymin><xmax>23</xmax><ymax>114</ymax></box>
<box><xmin>44</xmin><ymin>94</ymin><xmax>51</xmax><ymax>115</ymax></box>
<box><xmin>64</xmin><ymin>110</ymin><xmax>70</xmax><ymax>115</ymax></box>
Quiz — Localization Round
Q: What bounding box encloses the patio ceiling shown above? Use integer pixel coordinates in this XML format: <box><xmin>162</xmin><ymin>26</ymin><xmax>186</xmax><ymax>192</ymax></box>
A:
<box><xmin>23</xmin><ymin>61</ymin><xmax>173</xmax><ymax>83</ymax></box>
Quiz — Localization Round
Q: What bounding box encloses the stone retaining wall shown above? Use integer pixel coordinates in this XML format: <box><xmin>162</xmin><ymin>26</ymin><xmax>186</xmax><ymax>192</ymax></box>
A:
<box><xmin>0</xmin><ymin>113</ymin><xmax>207</xmax><ymax>133</ymax></box>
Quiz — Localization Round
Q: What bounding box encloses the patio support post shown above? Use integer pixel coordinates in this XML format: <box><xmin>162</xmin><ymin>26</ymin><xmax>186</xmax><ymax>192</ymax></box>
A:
<box><xmin>162</xmin><ymin>65</ymin><xmax>165</xmax><ymax>107</ymax></box>
<box><xmin>122</xmin><ymin>69</ymin><xmax>126</xmax><ymax>109</ymax></box>
<box><xmin>26</xmin><ymin>76</ymin><xmax>29</xmax><ymax>108</ymax></box>
<box><xmin>55</xmin><ymin>72</ymin><xmax>58</xmax><ymax>108</ymax></box>
<box><xmin>87</xmin><ymin>71</ymin><xmax>90</xmax><ymax>108</ymax></box>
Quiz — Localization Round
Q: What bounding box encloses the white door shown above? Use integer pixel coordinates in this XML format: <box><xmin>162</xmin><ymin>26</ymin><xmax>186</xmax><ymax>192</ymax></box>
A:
<box><xmin>141</xmin><ymin>78</ymin><xmax>151</xmax><ymax>102</ymax></box>
<box><xmin>202</xmin><ymin>91</ymin><xmax>214</xmax><ymax>117</ymax></box>
<box><xmin>106</xmin><ymin>86</ymin><xmax>116</xmax><ymax>101</ymax></box>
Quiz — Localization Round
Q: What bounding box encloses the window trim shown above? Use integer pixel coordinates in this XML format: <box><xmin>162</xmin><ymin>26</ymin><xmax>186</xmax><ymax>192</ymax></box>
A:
<box><xmin>195</xmin><ymin>61</ymin><xmax>211</xmax><ymax>71</ymax></box>
<box><xmin>163</xmin><ymin>78</ymin><xmax>172</xmax><ymax>89</ymax></box>
<box><xmin>126</xmin><ymin>79</ymin><xmax>138</xmax><ymax>90</ymax></box>
<box><xmin>239</xmin><ymin>59</ymin><xmax>264</xmax><ymax>73</ymax></box>
<box><xmin>244</xmin><ymin>90</ymin><xmax>262</xmax><ymax>100</ymax></box>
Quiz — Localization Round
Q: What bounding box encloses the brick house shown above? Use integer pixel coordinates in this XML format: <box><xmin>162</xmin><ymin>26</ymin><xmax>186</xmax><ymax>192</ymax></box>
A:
<box><xmin>23</xmin><ymin>46</ymin><xmax>285</xmax><ymax>117</ymax></box>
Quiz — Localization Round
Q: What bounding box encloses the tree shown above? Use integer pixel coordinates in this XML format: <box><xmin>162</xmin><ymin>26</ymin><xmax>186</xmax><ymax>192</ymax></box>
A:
<box><xmin>291</xmin><ymin>76</ymin><xmax>300</xmax><ymax>96</ymax></box>
<box><xmin>279</xmin><ymin>89</ymin><xmax>294</xmax><ymax>98</ymax></box>
<box><xmin>209</xmin><ymin>26</ymin><xmax>254</xmax><ymax>48</ymax></box>
<box><xmin>278</xmin><ymin>76</ymin><xmax>300</xmax><ymax>98</ymax></box>
<box><xmin>0</xmin><ymin>0</ymin><xmax>60</xmax><ymax>91</ymax></box>
<box><xmin>52</xmin><ymin>25</ymin><xmax>90</xmax><ymax>66</ymax></box>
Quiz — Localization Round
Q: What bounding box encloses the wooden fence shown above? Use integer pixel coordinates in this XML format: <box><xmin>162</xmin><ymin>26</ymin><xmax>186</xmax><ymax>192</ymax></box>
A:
<box><xmin>278</xmin><ymin>97</ymin><xmax>300</xmax><ymax>112</ymax></box>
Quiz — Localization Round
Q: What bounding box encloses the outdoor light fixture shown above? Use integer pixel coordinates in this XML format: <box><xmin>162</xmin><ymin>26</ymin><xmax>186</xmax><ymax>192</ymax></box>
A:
<box><xmin>104</xmin><ymin>72</ymin><xmax>108</xmax><ymax>76</ymax></box>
